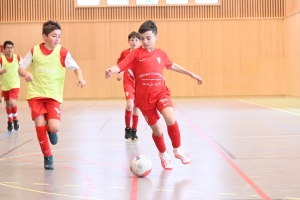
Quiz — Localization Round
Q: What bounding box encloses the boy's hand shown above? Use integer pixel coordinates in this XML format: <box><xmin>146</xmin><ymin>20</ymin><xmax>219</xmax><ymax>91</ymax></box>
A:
<box><xmin>77</xmin><ymin>78</ymin><xmax>86</xmax><ymax>88</ymax></box>
<box><xmin>191</xmin><ymin>73</ymin><xmax>203</xmax><ymax>85</ymax></box>
<box><xmin>24</xmin><ymin>72</ymin><xmax>33</xmax><ymax>82</ymax></box>
<box><xmin>2</xmin><ymin>69</ymin><xmax>7</xmax><ymax>74</ymax></box>
<box><xmin>117</xmin><ymin>73</ymin><xmax>122</xmax><ymax>81</ymax></box>
<box><xmin>105</xmin><ymin>69</ymin><xmax>112</xmax><ymax>78</ymax></box>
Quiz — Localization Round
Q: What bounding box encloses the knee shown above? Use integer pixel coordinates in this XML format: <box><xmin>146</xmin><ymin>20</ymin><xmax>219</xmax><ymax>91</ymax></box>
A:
<box><xmin>126</xmin><ymin>103</ymin><xmax>134</xmax><ymax>111</ymax></box>
<box><xmin>153</xmin><ymin>131</ymin><xmax>163</xmax><ymax>137</ymax></box>
<box><xmin>133</xmin><ymin>107</ymin><xmax>139</xmax><ymax>115</ymax></box>
<box><xmin>48</xmin><ymin>125</ymin><xmax>60</xmax><ymax>133</ymax></box>
<box><xmin>165</xmin><ymin>118</ymin><xmax>176</xmax><ymax>126</ymax></box>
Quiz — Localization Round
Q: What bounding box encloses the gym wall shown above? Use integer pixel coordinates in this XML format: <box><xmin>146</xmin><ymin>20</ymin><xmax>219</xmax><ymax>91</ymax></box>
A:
<box><xmin>0</xmin><ymin>0</ymin><xmax>298</xmax><ymax>99</ymax></box>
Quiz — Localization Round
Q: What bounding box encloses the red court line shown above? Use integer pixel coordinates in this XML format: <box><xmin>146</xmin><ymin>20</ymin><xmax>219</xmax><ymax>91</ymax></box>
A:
<box><xmin>176</xmin><ymin>107</ymin><xmax>271</xmax><ymax>200</ymax></box>
<box><xmin>130</xmin><ymin>177</ymin><xmax>138</xmax><ymax>200</ymax></box>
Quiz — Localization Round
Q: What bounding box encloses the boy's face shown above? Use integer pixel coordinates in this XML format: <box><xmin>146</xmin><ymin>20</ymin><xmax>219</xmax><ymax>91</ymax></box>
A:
<box><xmin>140</xmin><ymin>30</ymin><xmax>158</xmax><ymax>51</ymax></box>
<box><xmin>128</xmin><ymin>37</ymin><xmax>140</xmax><ymax>50</ymax></box>
<box><xmin>43</xmin><ymin>29</ymin><xmax>62</xmax><ymax>49</ymax></box>
<box><xmin>4</xmin><ymin>44</ymin><xmax>14</xmax><ymax>57</ymax></box>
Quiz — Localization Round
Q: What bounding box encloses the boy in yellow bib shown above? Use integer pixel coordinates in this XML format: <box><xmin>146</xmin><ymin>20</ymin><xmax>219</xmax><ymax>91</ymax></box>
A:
<box><xmin>0</xmin><ymin>41</ymin><xmax>22</xmax><ymax>132</ymax></box>
<box><xmin>19</xmin><ymin>21</ymin><xmax>86</xmax><ymax>170</ymax></box>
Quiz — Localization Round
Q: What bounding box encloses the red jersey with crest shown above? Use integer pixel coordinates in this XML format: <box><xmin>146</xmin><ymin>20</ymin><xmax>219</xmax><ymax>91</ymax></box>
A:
<box><xmin>117</xmin><ymin>49</ymin><xmax>135</xmax><ymax>93</ymax></box>
<box><xmin>117</xmin><ymin>46</ymin><xmax>173</xmax><ymax>110</ymax></box>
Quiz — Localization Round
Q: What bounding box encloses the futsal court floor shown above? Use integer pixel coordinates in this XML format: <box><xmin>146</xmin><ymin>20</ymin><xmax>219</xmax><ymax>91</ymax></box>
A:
<box><xmin>0</xmin><ymin>97</ymin><xmax>299</xmax><ymax>200</ymax></box>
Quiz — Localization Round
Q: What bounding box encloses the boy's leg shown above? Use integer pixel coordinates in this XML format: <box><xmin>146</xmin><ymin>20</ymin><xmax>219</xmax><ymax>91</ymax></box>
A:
<box><xmin>34</xmin><ymin>115</ymin><xmax>54</xmax><ymax>170</ymax></box>
<box><xmin>45</xmin><ymin>100</ymin><xmax>61</xmax><ymax>145</ymax></box>
<box><xmin>142</xmin><ymin>108</ymin><xmax>173</xmax><ymax>170</ymax></box>
<box><xmin>28</xmin><ymin>99</ymin><xmax>54</xmax><ymax>170</ymax></box>
<box><xmin>3</xmin><ymin>91</ymin><xmax>13</xmax><ymax>132</ymax></box>
<box><xmin>159</xmin><ymin>103</ymin><xmax>192</xmax><ymax>165</ymax></box>
<box><xmin>131</xmin><ymin>105</ymin><xmax>139</xmax><ymax>140</ymax></box>
<box><xmin>124</xmin><ymin>93</ymin><xmax>135</xmax><ymax>140</ymax></box>
<box><xmin>9</xmin><ymin>89</ymin><xmax>20</xmax><ymax>131</ymax></box>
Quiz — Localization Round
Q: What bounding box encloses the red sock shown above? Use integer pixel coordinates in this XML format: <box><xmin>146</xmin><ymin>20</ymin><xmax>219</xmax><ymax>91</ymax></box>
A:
<box><xmin>167</xmin><ymin>121</ymin><xmax>181</xmax><ymax>148</ymax></box>
<box><xmin>6</xmin><ymin>108</ymin><xmax>12</xmax><ymax>123</ymax></box>
<box><xmin>11</xmin><ymin>106</ymin><xmax>18</xmax><ymax>121</ymax></box>
<box><xmin>131</xmin><ymin>115</ymin><xmax>139</xmax><ymax>130</ymax></box>
<box><xmin>152</xmin><ymin>133</ymin><xmax>166</xmax><ymax>153</ymax></box>
<box><xmin>36</xmin><ymin>125</ymin><xmax>52</xmax><ymax>157</ymax></box>
<box><xmin>125</xmin><ymin>110</ymin><xmax>132</xmax><ymax>128</ymax></box>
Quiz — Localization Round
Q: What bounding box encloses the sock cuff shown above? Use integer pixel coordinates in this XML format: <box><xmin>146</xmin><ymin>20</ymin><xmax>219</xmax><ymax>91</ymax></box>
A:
<box><xmin>125</xmin><ymin>110</ymin><xmax>132</xmax><ymax>115</ymax></box>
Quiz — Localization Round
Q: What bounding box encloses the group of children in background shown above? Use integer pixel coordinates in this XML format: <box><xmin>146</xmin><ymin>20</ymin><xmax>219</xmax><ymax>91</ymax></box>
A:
<box><xmin>1</xmin><ymin>20</ymin><xmax>203</xmax><ymax>171</ymax></box>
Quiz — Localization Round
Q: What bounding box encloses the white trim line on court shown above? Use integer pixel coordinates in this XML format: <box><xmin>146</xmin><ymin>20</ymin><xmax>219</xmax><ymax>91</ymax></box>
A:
<box><xmin>238</xmin><ymin>99</ymin><xmax>300</xmax><ymax>117</ymax></box>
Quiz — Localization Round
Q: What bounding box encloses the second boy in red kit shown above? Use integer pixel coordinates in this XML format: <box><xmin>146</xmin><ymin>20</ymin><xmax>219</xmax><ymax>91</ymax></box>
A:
<box><xmin>116</xmin><ymin>31</ymin><xmax>140</xmax><ymax>141</ymax></box>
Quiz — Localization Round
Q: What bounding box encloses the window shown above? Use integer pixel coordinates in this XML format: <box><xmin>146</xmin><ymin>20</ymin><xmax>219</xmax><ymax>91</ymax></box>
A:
<box><xmin>77</xmin><ymin>0</ymin><xmax>100</xmax><ymax>6</ymax></box>
<box><xmin>136</xmin><ymin>0</ymin><xmax>159</xmax><ymax>5</ymax></box>
<box><xmin>166</xmin><ymin>0</ymin><xmax>188</xmax><ymax>4</ymax></box>
<box><xmin>107</xmin><ymin>0</ymin><xmax>129</xmax><ymax>5</ymax></box>
<box><xmin>195</xmin><ymin>0</ymin><xmax>219</xmax><ymax>4</ymax></box>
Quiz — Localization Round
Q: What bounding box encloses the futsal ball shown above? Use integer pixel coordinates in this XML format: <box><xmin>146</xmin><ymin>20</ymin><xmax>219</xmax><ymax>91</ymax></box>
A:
<box><xmin>130</xmin><ymin>155</ymin><xmax>152</xmax><ymax>177</ymax></box>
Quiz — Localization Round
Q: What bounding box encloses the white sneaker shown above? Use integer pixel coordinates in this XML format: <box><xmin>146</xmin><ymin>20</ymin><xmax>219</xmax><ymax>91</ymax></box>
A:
<box><xmin>173</xmin><ymin>147</ymin><xmax>192</xmax><ymax>164</ymax></box>
<box><xmin>158</xmin><ymin>151</ymin><xmax>173</xmax><ymax>170</ymax></box>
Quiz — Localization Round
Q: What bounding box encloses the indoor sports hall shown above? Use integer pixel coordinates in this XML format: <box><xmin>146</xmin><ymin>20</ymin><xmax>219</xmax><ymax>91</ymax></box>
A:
<box><xmin>0</xmin><ymin>0</ymin><xmax>299</xmax><ymax>199</ymax></box>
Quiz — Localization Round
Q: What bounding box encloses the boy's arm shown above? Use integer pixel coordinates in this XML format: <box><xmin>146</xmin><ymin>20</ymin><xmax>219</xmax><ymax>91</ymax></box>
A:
<box><xmin>0</xmin><ymin>59</ymin><xmax>6</xmax><ymax>75</ymax></box>
<box><xmin>117</xmin><ymin>72</ymin><xmax>124</xmax><ymax>81</ymax></box>
<box><xmin>18</xmin><ymin>67</ymin><xmax>33</xmax><ymax>82</ymax></box>
<box><xmin>18</xmin><ymin>51</ymin><xmax>34</xmax><ymax>82</ymax></box>
<box><xmin>106</xmin><ymin>50</ymin><xmax>136</xmax><ymax>79</ymax></box>
<box><xmin>169</xmin><ymin>63</ymin><xmax>203</xmax><ymax>85</ymax></box>
<box><xmin>74</xmin><ymin>68</ymin><xmax>86</xmax><ymax>88</ymax></box>
<box><xmin>105</xmin><ymin>65</ymin><xmax>121</xmax><ymax>78</ymax></box>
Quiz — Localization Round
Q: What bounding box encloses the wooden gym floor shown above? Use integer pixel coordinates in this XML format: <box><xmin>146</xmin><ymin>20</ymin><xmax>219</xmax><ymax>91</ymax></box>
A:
<box><xmin>0</xmin><ymin>97</ymin><xmax>299</xmax><ymax>200</ymax></box>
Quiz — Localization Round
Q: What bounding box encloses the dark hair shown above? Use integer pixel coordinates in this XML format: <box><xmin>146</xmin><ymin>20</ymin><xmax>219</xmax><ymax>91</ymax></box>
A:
<box><xmin>138</xmin><ymin>20</ymin><xmax>157</xmax><ymax>35</ymax></box>
<box><xmin>128</xmin><ymin>31</ymin><xmax>140</xmax><ymax>40</ymax></box>
<box><xmin>3</xmin><ymin>41</ymin><xmax>14</xmax><ymax>48</ymax></box>
<box><xmin>42</xmin><ymin>20</ymin><xmax>61</xmax><ymax>36</ymax></box>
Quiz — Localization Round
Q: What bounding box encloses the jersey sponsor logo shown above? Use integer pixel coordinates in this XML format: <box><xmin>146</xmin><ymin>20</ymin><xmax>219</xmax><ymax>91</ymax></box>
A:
<box><xmin>163</xmin><ymin>103</ymin><xmax>169</xmax><ymax>106</ymax></box>
<box><xmin>159</xmin><ymin>98</ymin><xmax>169</xmax><ymax>103</ymax></box>
<box><xmin>157</xmin><ymin>57</ymin><xmax>161</xmax><ymax>64</ymax></box>
<box><xmin>35</xmin><ymin>67</ymin><xmax>58</xmax><ymax>74</ymax></box>
<box><xmin>139</xmin><ymin>58</ymin><xmax>146</xmax><ymax>62</ymax></box>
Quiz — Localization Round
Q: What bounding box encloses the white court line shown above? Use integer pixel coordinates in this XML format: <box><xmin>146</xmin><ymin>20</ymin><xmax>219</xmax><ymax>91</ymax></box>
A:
<box><xmin>219</xmin><ymin>193</ymin><xmax>237</xmax><ymax>196</ymax></box>
<box><xmin>238</xmin><ymin>99</ymin><xmax>300</xmax><ymax>116</ymax></box>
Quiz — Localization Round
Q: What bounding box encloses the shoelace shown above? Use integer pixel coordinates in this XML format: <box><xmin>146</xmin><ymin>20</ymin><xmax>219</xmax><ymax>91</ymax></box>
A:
<box><xmin>177</xmin><ymin>148</ymin><xmax>188</xmax><ymax>158</ymax></box>
<box><xmin>161</xmin><ymin>153</ymin><xmax>171</xmax><ymax>164</ymax></box>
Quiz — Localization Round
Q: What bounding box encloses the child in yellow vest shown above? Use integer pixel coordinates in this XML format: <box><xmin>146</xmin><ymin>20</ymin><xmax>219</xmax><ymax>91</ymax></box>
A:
<box><xmin>0</xmin><ymin>41</ymin><xmax>22</xmax><ymax>132</ymax></box>
<box><xmin>19</xmin><ymin>21</ymin><xmax>86</xmax><ymax>170</ymax></box>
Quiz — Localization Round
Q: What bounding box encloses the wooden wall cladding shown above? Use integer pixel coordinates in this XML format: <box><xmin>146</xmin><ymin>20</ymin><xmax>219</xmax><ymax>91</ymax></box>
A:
<box><xmin>0</xmin><ymin>0</ymin><xmax>285</xmax><ymax>22</ymax></box>
<box><xmin>285</xmin><ymin>0</ymin><xmax>300</xmax><ymax>17</ymax></box>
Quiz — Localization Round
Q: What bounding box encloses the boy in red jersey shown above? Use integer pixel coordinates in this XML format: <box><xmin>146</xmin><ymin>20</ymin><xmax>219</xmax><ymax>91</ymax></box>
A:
<box><xmin>18</xmin><ymin>21</ymin><xmax>86</xmax><ymax>170</ymax></box>
<box><xmin>116</xmin><ymin>31</ymin><xmax>140</xmax><ymax>140</ymax></box>
<box><xmin>105</xmin><ymin>20</ymin><xmax>203</xmax><ymax>170</ymax></box>
<box><xmin>0</xmin><ymin>41</ymin><xmax>22</xmax><ymax>132</ymax></box>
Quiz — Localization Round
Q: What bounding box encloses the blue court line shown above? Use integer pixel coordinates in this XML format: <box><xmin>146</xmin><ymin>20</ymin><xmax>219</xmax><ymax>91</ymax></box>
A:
<box><xmin>0</xmin><ymin>132</ymin><xmax>13</xmax><ymax>139</ymax></box>
<box><xmin>0</xmin><ymin>123</ymin><xmax>33</xmax><ymax>139</ymax></box>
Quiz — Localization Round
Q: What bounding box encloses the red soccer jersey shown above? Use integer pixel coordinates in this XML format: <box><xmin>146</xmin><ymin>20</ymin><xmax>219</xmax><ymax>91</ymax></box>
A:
<box><xmin>117</xmin><ymin>46</ymin><xmax>173</xmax><ymax>110</ymax></box>
<box><xmin>117</xmin><ymin>49</ymin><xmax>135</xmax><ymax>93</ymax></box>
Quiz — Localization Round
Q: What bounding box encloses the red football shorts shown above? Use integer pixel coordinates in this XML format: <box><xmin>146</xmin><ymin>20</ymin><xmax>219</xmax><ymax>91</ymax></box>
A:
<box><xmin>28</xmin><ymin>98</ymin><xmax>61</xmax><ymax>121</ymax></box>
<box><xmin>140</xmin><ymin>97</ymin><xmax>173</xmax><ymax>126</ymax></box>
<box><xmin>2</xmin><ymin>88</ymin><xmax>19</xmax><ymax>101</ymax></box>
<box><xmin>125</xmin><ymin>91</ymin><xmax>135</xmax><ymax>100</ymax></box>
